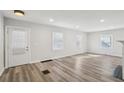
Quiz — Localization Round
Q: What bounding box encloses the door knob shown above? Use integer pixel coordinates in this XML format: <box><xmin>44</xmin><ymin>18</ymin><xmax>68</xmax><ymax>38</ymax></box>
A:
<box><xmin>25</xmin><ymin>46</ymin><xmax>29</xmax><ymax>51</ymax></box>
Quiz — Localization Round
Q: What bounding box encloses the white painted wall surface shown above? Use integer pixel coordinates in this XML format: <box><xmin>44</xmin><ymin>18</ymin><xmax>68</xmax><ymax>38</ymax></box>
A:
<box><xmin>0</xmin><ymin>13</ymin><xmax>4</xmax><ymax>76</ymax></box>
<box><xmin>118</xmin><ymin>41</ymin><xmax>124</xmax><ymax>79</ymax></box>
<box><xmin>4</xmin><ymin>18</ymin><xmax>87</xmax><ymax>63</ymax></box>
<box><xmin>87</xmin><ymin>29</ymin><xmax>124</xmax><ymax>57</ymax></box>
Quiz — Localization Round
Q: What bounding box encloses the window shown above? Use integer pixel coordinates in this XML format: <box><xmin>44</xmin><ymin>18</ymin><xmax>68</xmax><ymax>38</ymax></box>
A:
<box><xmin>12</xmin><ymin>31</ymin><xmax>27</xmax><ymax>55</ymax></box>
<box><xmin>76</xmin><ymin>35</ymin><xmax>82</xmax><ymax>49</ymax></box>
<box><xmin>52</xmin><ymin>32</ymin><xmax>64</xmax><ymax>50</ymax></box>
<box><xmin>101</xmin><ymin>35</ymin><xmax>112</xmax><ymax>48</ymax></box>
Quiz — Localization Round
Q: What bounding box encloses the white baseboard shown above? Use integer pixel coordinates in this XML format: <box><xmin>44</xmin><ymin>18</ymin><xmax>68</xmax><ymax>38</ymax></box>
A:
<box><xmin>87</xmin><ymin>51</ymin><xmax>122</xmax><ymax>58</ymax></box>
<box><xmin>30</xmin><ymin>60</ymin><xmax>42</xmax><ymax>63</ymax></box>
<box><xmin>30</xmin><ymin>52</ymin><xmax>87</xmax><ymax>64</ymax></box>
<box><xmin>0</xmin><ymin>68</ymin><xmax>4</xmax><ymax>76</ymax></box>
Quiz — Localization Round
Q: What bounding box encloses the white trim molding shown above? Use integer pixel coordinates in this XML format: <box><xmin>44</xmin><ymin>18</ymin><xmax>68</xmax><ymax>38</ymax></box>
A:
<box><xmin>5</xmin><ymin>26</ymin><xmax>31</xmax><ymax>68</ymax></box>
<box><xmin>0</xmin><ymin>68</ymin><xmax>4</xmax><ymax>76</ymax></box>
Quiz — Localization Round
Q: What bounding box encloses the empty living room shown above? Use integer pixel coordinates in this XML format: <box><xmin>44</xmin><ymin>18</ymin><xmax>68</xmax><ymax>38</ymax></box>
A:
<box><xmin>1</xmin><ymin>0</ymin><xmax>124</xmax><ymax>93</ymax></box>
<box><xmin>0</xmin><ymin>10</ymin><xmax>124</xmax><ymax>82</ymax></box>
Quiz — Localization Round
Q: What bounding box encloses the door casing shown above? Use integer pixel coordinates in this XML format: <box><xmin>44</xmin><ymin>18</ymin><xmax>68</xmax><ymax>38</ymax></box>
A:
<box><xmin>5</xmin><ymin>26</ymin><xmax>31</xmax><ymax>68</ymax></box>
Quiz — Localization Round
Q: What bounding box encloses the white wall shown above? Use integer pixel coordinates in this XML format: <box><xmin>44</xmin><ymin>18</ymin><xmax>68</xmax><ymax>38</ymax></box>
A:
<box><xmin>4</xmin><ymin>18</ymin><xmax>87</xmax><ymax>63</ymax></box>
<box><xmin>0</xmin><ymin>13</ymin><xmax>4</xmax><ymax>76</ymax></box>
<box><xmin>87</xmin><ymin>29</ymin><xmax>124</xmax><ymax>57</ymax></box>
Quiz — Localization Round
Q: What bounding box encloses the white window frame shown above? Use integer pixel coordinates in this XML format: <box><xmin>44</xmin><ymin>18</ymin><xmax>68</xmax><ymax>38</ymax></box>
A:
<box><xmin>100</xmin><ymin>34</ymin><xmax>113</xmax><ymax>49</ymax></box>
<box><xmin>52</xmin><ymin>32</ymin><xmax>64</xmax><ymax>51</ymax></box>
<box><xmin>76</xmin><ymin>34</ymin><xmax>82</xmax><ymax>49</ymax></box>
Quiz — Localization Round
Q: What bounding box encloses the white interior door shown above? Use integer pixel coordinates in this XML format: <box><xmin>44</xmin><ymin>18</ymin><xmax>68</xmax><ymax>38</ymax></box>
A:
<box><xmin>6</xmin><ymin>26</ymin><xmax>30</xmax><ymax>67</ymax></box>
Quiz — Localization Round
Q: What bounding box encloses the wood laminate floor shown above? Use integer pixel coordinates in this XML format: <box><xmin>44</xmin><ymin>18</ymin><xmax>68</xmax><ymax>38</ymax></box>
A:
<box><xmin>0</xmin><ymin>53</ymin><xmax>123</xmax><ymax>82</ymax></box>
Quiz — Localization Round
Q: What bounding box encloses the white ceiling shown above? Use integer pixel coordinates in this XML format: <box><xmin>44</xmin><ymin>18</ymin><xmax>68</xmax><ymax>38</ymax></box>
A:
<box><xmin>1</xmin><ymin>10</ymin><xmax>124</xmax><ymax>32</ymax></box>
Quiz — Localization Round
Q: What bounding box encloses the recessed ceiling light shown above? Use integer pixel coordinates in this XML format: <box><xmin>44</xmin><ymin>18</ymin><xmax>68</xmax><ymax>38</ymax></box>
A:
<box><xmin>100</xmin><ymin>19</ymin><xmax>104</xmax><ymax>23</ymax></box>
<box><xmin>49</xmin><ymin>18</ymin><xmax>54</xmax><ymax>22</ymax></box>
<box><xmin>14</xmin><ymin>10</ymin><xmax>25</xmax><ymax>16</ymax></box>
<box><xmin>75</xmin><ymin>25</ymin><xmax>79</xmax><ymax>29</ymax></box>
